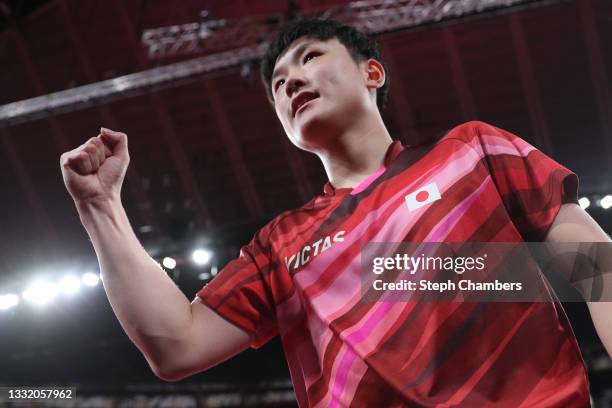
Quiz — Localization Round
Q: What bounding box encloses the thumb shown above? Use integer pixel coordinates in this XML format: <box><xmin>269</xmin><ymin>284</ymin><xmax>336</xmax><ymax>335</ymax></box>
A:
<box><xmin>100</xmin><ymin>127</ymin><xmax>129</xmax><ymax>159</ymax></box>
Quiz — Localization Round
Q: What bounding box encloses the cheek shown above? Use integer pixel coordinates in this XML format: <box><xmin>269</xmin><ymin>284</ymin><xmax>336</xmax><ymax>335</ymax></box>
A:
<box><xmin>322</xmin><ymin>69</ymin><xmax>343</xmax><ymax>87</ymax></box>
<box><xmin>276</xmin><ymin>110</ymin><xmax>292</xmax><ymax>133</ymax></box>
<box><xmin>276</xmin><ymin>107</ymin><xmax>302</xmax><ymax>142</ymax></box>
<box><xmin>275</xmin><ymin>98</ymin><xmax>291</xmax><ymax>121</ymax></box>
<box><xmin>317</xmin><ymin>63</ymin><xmax>363</xmax><ymax>97</ymax></box>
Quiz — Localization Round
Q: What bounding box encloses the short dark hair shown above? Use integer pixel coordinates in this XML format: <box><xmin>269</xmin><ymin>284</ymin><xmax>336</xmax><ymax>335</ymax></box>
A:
<box><xmin>260</xmin><ymin>18</ymin><xmax>390</xmax><ymax>112</ymax></box>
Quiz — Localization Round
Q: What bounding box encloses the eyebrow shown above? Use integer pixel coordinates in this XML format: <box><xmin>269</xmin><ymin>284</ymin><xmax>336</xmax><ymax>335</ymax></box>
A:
<box><xmin>271</xmin><ymin>41</ymin><xmax>315</xmax><ymax>82</ymax></box>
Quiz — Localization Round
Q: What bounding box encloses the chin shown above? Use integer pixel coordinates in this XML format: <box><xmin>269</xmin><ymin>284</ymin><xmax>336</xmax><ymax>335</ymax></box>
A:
<box><xmin>294</xmin><ymin>124</ymin><xmax>330</xmax><ymax>152</ymax></box>
<box><xmin>294</xmin><ymin>108</ymin><xmax>343</xmax><ymax>149</ymax></box>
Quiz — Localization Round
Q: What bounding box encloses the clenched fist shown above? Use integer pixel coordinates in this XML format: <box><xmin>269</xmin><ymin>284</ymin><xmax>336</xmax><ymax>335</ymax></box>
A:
<box><xmin>60</xmin><ymin>128</ymin><xmax>130</xmax><ymax>204</ymax></box>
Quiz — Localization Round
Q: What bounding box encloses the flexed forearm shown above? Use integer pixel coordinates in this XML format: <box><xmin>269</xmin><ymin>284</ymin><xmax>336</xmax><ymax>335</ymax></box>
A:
<box><xmin>77</xmin><ymin>197</ymin><xmax>193</xmax><ymax>364</ymax></box>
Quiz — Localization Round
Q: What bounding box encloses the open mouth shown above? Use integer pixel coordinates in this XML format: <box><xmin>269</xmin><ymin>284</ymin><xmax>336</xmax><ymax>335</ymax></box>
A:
<box><xmin>295</xmin><ymin>97</ymin><xmax>317</xmax><ymax>116</ymax></box>
<box><xmin>292</xmin><ymin>92</ymin><xmax>319</xmax><ymax>117</ymax></box>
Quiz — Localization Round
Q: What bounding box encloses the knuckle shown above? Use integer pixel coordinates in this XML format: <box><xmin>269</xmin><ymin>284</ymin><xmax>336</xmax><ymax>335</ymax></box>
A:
<box><xmin>83</xmin><ymin>144</ymin><xmax>96</xmax><ymax>155</ymax></box>
<box><xmin>61</xmin><ymin>151</ymin><xmax>77</xmax><ymax>164</ymax></box>
<box><xmin>78</xmin><ymin>151</ymin><xmax>90</xmax><ymax>162</ymax></box>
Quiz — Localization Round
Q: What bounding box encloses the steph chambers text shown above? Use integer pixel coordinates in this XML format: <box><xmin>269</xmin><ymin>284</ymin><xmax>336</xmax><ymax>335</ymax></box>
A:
<box><xmin>372</xmin><ymin>279</ymin><xmax>523</xmax><ymax>292</ymax></box>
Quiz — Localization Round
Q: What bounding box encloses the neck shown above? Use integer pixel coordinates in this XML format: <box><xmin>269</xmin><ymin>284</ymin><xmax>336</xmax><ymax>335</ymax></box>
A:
<box><xmin>315</xmin><ymin>111</ymin><xmax>393</xmax><ymax>190</ymax></box>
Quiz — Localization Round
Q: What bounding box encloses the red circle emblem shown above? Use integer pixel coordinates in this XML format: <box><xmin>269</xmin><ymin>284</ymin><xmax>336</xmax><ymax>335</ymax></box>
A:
<box><xmin>415</xmin><ymin>190</ymin><xmax>429</xmax><ymax>202</ymax></box>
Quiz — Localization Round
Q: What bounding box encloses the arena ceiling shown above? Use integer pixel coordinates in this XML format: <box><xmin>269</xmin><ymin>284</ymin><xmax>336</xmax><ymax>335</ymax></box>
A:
<box><xmin>0</xmin><ymin>0</ymin><xmax>611</xmax><ymax>386</ymax></box>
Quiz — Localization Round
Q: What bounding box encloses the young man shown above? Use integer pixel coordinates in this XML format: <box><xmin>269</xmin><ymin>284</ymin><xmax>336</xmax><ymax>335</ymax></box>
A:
<box><xmin>61</xmin><ymin>19</ymin><xmax>610</xmax><ymax>407</ymax></box>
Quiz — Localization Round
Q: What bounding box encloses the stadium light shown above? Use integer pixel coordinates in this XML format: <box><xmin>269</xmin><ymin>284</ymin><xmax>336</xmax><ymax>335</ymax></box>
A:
<box><xmin>0</xmin><ymin>294</ymin><xmax>19</xmax><ymax>310</ymax></box>
<box><xmin>22</xmin><ymin>281</ymin><xmax>59</xmax><ymax>305</ymax></box>
<box><xmin>192</xmin><ymin>249</ymin><xmax>212</xmax><ymax>265</ymax></box>
<box><xmin>162</xmin><ymin>257</ymin><xmax>177</xmax><ymax>269</ymax></box>
<box><xmin>82</xmin><ymin>272</ymin><xmax>100</xmax><ymax>287</ymax></box>
<box><xmin>600</xmin><ymin>195</ymin><xmax>612</xmax><ymax>210</ymax></box>
<box><xmin>578</xmin><ymin>197</ymin><xmax>590</xmax><ymax>210</ymax></box>
<box><xmin>59</xmin><ymin>275</ymin><xmax>81</xmax><ymax>295</ymax></box>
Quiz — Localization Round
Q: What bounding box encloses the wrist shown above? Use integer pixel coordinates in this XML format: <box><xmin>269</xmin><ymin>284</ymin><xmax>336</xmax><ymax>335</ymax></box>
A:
<box><xmin>75</xmin><ymin>194</ymin><xmax>123</xmax><ymax>222</ymax></box>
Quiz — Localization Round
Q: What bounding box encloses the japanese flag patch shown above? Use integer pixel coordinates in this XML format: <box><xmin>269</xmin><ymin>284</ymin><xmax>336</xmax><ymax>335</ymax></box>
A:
<box><xmin>405</xmin><ymin>182</ymin><xmax>442</xmax><ymax>212</ymax></box>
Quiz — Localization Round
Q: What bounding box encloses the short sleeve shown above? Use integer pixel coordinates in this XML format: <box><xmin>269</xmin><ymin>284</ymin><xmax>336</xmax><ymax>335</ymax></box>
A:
<box><xmin>196</xmin><ymin>225</ymin><xmax>278</xmax><ymax>349</ymax></box>
<box><xmin>470</xmin><ymin>121</ymin><xmax>579</xmax><ymax>242</ymax></box>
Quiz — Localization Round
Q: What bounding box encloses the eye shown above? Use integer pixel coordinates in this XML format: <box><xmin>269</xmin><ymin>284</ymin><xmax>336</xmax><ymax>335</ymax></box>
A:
<box><xmin>303</xmin><ymin>51</ymin><xmax>320</xmax><ymax>64</ymax></box>
<box><xmin>274</xmin><ymin>79</ymin><xmax>285</xmax><ymax>92</ymax></box>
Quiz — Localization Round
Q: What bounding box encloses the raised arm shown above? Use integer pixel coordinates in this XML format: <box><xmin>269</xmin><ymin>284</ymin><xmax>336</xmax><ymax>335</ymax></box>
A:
<box><xmin>60</xmin><ymin>128</ymin><xmax>251</xmax><ymax>381</ymax></box>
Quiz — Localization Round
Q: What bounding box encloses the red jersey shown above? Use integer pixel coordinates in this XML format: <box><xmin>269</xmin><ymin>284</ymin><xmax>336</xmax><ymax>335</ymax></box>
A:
<box><xmin>197</xmin><ymin>121</ymin><xmax>590</xmax><ymax>407</ymax></box>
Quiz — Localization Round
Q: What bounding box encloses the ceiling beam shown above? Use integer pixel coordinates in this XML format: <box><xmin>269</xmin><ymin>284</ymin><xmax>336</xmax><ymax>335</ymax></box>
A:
<box><xmin>179</xmin><ymin>1</ymin><xmax>312</xmax><ymax>211</ymax></box>
<box><xmin>0</xmin><ymin>0</ymin><xmax>558</xmax><ymax>125</ymax></box>
<box><xmin>10</xmin><ymin>29</ymin><xmax>69</xmax><ymax>151</ymax></box>
<box><xmin>185</xmin><ymin>1</ymin><xmax>314</xmax><ymax>208</ymax></box>
<box><xmin>181</xmin><ymin>1</ymin><xmax>268</xmax><ymax>218</ymax></box>
<box><xmin>508</xmin><ymin>13</ymin><xmax>554</xmax><ymax>155</ymax></box>
<box><xmin>205</xmin><ymin>81</ymin><xmax>264</xmax><ymax>218</ymax></box>
<box><xmin>56</xmin><ymin>0</ymin><xmax>160</xmax><ymax>235</ymax></box>
<box><xmin>111</xmin><ymin>0</ymin><xmax>212</xmax><ymax>228</ymax></box>
<box><xmin>6</xmin><ymin>30</ymin><xmax>65</xmax><ymax>254</ymax></box>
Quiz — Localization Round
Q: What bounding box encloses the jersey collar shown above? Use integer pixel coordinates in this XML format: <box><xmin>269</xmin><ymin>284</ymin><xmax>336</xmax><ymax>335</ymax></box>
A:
<box><xmin>322</xmin><ymin>140</ymin><xmax>405</xmax><ymax>197</ymax></box>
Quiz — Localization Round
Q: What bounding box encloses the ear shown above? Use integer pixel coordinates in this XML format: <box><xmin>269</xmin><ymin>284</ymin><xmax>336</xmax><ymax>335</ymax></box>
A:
<box><xmin>364</xmin><ymin>59</ymin><xmax>386</xmax><ymax>90</ymax></box>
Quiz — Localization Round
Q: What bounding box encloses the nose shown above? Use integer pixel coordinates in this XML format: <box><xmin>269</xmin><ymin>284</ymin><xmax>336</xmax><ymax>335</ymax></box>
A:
<box><xmin>285</xmin><ymin>70</ymin><xmax>307</xmax><ymax>98</ymax></box>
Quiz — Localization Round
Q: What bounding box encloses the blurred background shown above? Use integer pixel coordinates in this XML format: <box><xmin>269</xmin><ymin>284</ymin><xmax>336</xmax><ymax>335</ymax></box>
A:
<box><xmin>0</xmin><ymin>0</ymin><xmax>611</xmax><ymax>406</ymax></box>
